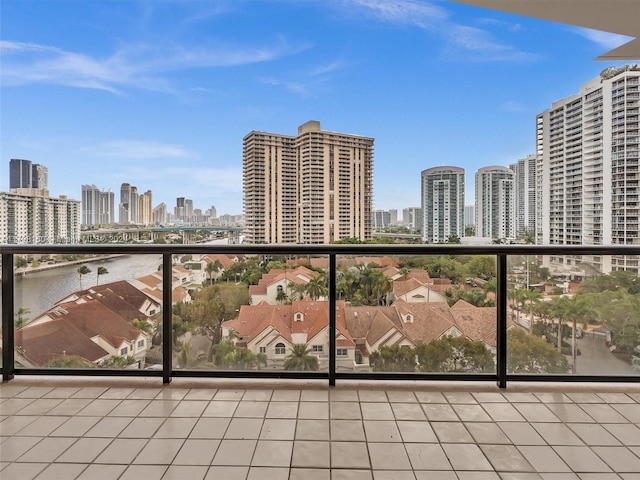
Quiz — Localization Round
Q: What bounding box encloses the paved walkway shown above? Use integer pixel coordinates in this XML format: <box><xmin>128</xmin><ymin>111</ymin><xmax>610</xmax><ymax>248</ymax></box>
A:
<box><xmin>2</xmin><ymin>377</ymin><xmax>640</xmax><ymax>479</ymax></box>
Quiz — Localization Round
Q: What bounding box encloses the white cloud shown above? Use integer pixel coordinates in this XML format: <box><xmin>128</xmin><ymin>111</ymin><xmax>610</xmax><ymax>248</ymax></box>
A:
<box><xmin>443</xmin><ymin>24</ymin><xmax>539</xmax><ymax>62</ymax></box>
<box><xmin>87</xmin><ymin>140</ymin><xmax>191</xmax><ymax>159</ymax></box>
<box><xmin>573</xmin><ymin>28</ymin><xmax>633</xmax><ymax>50</ymax></box>
<box><xmin>0</xmin><ymin>37</ymin><xmax>308</xmax><ymax>93</ymax></box>
<box><xmin>345</xmin><ymin>0</ymin><xmax>449</xmax><ymax>26</ymax></box>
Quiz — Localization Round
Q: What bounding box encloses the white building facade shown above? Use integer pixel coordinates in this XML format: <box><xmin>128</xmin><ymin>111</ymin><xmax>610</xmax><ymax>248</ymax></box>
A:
<box><xmin>421</xmin><ymin>166</ymin><xmax>465</xmax><ymax>243</ymax></box>
<box><xmin>475</xmin><ymin>166</ymin><xmax>515</xmax><ymax>241</ymax></box>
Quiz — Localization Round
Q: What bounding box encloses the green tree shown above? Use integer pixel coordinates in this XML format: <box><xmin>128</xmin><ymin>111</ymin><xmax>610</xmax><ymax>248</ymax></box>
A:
<box><xmin>46</xmin><ymin>356</ymin><xmax>96</xmax><ymax>368</ymax></box>
<box><xmin>416</xmin><ymin>336</ymin><xmax>494</xmax><ymax>373</ymax></box>
<box><xmin>100</xmin><ymin>355</ymin><xmax>137</xmax><ymax>368</ymax></box>
<box><xmin>96</xmin><ymin>266</ymin><xmax>109</xmax><ymax>285</ymax></box>
<box><xmin>15</xmin><ymin>256</ymin><xmax>28</xmax><ymax>269</ymax></box>
<box><xmin>275</xmin><ymin>287</ymin><xmax>287</xmax><ymax>304</ymax></box>
<box><xmin>466</xmin><ymin>256</ymin><xmax>496</xmax><ymax>280</ymax></box>
<box><xmin>305</xmin><ymin>273</ymin><xmax>329</xmax><ymax>301</ymax></box>
<box><xmin>283</xmin><ymin>344</ymin><xmax>319</xmax><ymax>371</ymax></box>
<box><xmin>369</xmin><ymin>345</ymin><xmax>416</xmax><ymax>372</ymax></box>
<box><xmin>15</xmin><ymin>307</ymin><xmax>31</xmax><ymax>328</ymax></box>
<box><xmin>507</xmin><ymin>328</ymin><xmax>569</xmax><ymax>373</ymax></box>
<box><xmin>205</xmin><ymin>259</ymin><xmax>223</xmax><ymax>285</ymax></box>
<box><xmin>77</xmin><ymin>265</ymin><xmax>91</xmax><ymax>290</ymax></box>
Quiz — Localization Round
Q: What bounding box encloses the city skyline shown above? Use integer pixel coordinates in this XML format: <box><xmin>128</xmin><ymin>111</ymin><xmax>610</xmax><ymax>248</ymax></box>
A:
<box><xmin>1</xmin><ymin>0</ymin><xmax>632</xmax><ymax>215</ymax></box>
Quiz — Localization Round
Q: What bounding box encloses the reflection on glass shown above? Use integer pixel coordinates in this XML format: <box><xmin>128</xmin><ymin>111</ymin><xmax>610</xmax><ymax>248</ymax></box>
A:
<box><xmin>176</xmin><ymin>254</ymin><xmax>329</xmax><ymax>371</ymax></box>
<box><xmin>341</xmin><ymin>254</ymin><xmax>497</xmax><ymax>374</ymax></box>
<box><xmin>14</xmin><ymin>254</ymin><xmax>162</xmax><ymax>370</ymax></box>
<box><xmin>507</xmin><ymin>255</ymin><xmax>640</xmax><ymax>376</ymax></box>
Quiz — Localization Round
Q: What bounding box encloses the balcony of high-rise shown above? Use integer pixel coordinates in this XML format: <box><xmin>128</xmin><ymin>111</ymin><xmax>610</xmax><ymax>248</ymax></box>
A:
<box><xmin>4</xmin><ymin>1</ymin><xmax>640</xmax><ymax>479</ymax></box>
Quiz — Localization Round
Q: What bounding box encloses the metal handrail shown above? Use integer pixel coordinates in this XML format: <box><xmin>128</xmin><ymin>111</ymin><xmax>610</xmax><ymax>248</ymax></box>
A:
<box><xmin>2</xmin><ymin>243</ymin><xmax>640</xmax><ymax>387</ymax></box>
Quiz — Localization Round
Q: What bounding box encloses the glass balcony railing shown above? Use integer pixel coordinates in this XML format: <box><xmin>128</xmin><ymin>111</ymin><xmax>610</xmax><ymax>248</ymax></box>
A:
<box><xmin>2</xmin><ymin>244</ymin><xmax>640</xmax><ymax>387</ymax></box>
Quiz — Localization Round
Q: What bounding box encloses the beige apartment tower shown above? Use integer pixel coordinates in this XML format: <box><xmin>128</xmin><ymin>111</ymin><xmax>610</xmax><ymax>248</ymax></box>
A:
<box><xmin>243</xmin><ymin>121</ymin><xmax>374</xmax><ymax>244</ymax></box>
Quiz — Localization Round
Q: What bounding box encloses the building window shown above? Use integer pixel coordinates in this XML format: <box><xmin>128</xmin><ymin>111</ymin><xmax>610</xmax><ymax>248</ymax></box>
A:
<box><xmin>312</xmin><ymin>345</ymin><xmax>323</xmax><ymax>353</ymax></box>
<box><xmin>275</xmin><ymin>343</ymin><xmax>286</xmax><ymax>355</ymax></box>
<box><xmin>336</xmin><ymin>348</ymin><xmax>348</xmax><ymax>357</ymax></box>
<box><xmin>259</xmin><ymin>346</ymin><xmax>266</xmax><ymax>354</ymax></box>
<box><xmin>149</xmin><ymin>309</ymin><xmax>156</xmax><ymax>315</ymax></box>
<box><xmin>295</xmin><ymin>312</ymin><xmax>303</xmax><ymax>321</ymax></box>
<box><xmin>138</xmin><ymin>340</ymin><xmax>144</xmax><ymax>348</ymax></box>
<box><xmin>120</xmin><ymin>347</ymin><xmax>128</xmax><ymax>355</ymax></box>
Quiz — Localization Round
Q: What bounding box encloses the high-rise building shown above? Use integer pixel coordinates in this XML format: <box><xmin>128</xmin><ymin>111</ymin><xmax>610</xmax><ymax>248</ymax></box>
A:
<box><xmin>421</xmin><ymin>166</ymin><xmax>465</xmax><ymax>243</ymax></box>
<box><xmin>536</xmin><ymin>65</ymin><xmax>640</xmax><ymax>274</ymax></box>
<box><xmin>475</xmin><ymin>166</ymin><xmax>515</xmax><ymax>240</ymax></box>
<box><xmin>9</xmin><ymin>159</ymin><xmax>48</xmax><ymax>191</ymax></box>
<box><xmin>509</xmin><ymin>154</ymin><xmax>537</xmax><ymax>239</ymax></box>
<box><xmin>402</xmin><ymin>207</ymin><xmax>423</xmax><ymax>232</ymax></box>
<box><xmin>139</xmin><ymin>190</ymin><xmax>153</xmax><ymax>225</ymax></box>
<box><xmin>81</xmin><ymin>185</ymin><xmax>114</xmax><ymax>226</ymax></box>
<box><xmin>129</xmin><ymin>186</ymin><xmax>139</xmax><ymax>224</ymax></box>
<box><xmin>153</xmin><ymin>202</ymin><xmax>167</xmax><ymax>225</ymax></box>
<box><xmin>119</xmin><ymin>183</ymin><xmax>132</xmax><ymax>224</ymax></box>
<box><xmin>0</xmin><ymin>190</ymin><xmax>80</xmax><ymax>244</ymax></box>
<box><xmin>9</xmin><ymin>159</ymin><xmax>32</xmax><ymax>189</ymax></box>
<box><xmin>464</xmin><ymin>205</ymin><xmax>475</xmax><ymax>228</ymax></box>
<box><xmin>373</xmin><ymin>210</ymin><xmax>391</xmax><ymax>229</ymax></box>
<box><xmin>243</xmin><ymin>120</ymin><xmax>374</xmax><ymax>244</ymax></box>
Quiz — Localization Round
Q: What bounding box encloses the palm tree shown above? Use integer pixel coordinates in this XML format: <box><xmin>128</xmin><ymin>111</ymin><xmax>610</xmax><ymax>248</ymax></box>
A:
<box><xmin>77</xmin><ymin>265</ymin><xmax>91</xmax><ymax>290</ymax></box>
<box><xmin>305</xmin><ymin>273</ymin><xmax>328</xmax><ymax>301</ymax></box>
<box><xmin>96</xmin><ymin>266</ymin><xmax>109</xmax><ymax>285</ymax></box>
<box><xmin>523</xmin><ymin>288</ymin><xmax>542</xmax><ymax>333</ymax></box>
<box><xmin>284</xmin><ymin>343</ymin><xmax>319</xmax><ymax>371</ymax></box>
<box><xmin>205</xmin><ymin>260</ymin><xmax>223</xmax><ymax>285</ymax></box>
<box><xmin>15</xmin><ymin>307</ymin><xmax>31</xmax><ymax>328</ymax></box>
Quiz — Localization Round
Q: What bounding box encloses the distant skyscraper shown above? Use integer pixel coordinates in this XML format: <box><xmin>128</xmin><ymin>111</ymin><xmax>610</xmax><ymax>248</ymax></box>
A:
<box><xmin>129</xmin><ymin>186</ymin><xmax>139</xmax><ymax>224</ymax></box>
<box><xmin>537</xmin><ymin>64</ymin><xmax>640</xmax><ymax>273</ymax></box>
<box><xmin>464</xmin><ymin>205</ymin><xmax>475</xmax><ymax>228</ymax></box>
<box><xmin>153</xmin><ymin>202</ymin><xmax>167</xmax><ymax>225</ymax></box>
<box><xmin>31</xmin><ymin>163</ymin><xmax>48</xmax><ymax>189</ymax></box>
<box><xmin>475</xmin><ymin>166</ymin><xmax>515</xmax><ymax>240</ymax></box>
<box><xmin>82</xmin><ymin>185</ymin><xmax>115</xmax><ymax>226</ymax></box>
<box><xmin>509</xmin><ymin>154</ymin><xmax>537</xmax><ymax>238</ymax></box>
<box><xmin>402</xmin><ymin>207</ymin><xmax>422</xmax><ymax>232</ymax></box>
<box><xmin>9</xmin><ymin>159</ymin><xmax>32</xmax><ymax>189</ymax></box>
<box><xmin>119</xmin><ymin>183</ymin><xmax>132</xmax><ymax>224</ymax></box>
<box><xmin>243</xmin><ymin>120</ymin><xmax>374</xmax><ymax>244</ymax></box>
<box><xmin>139</xmin><ymin>190</ymin><xmax>153</xmax><ymax>225</ymax></box>
<box><xmin>421</xmin><ymin>166</ymin><xmax>465</xmax><ymax>243</ymax></box>
<box><xmin>373</xmin><ymin>210</ymin><xmax>391</xmax><ymax>229</ymax></box>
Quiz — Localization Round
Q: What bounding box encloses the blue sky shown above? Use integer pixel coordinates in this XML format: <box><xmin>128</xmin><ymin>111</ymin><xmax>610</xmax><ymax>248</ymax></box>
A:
<box><xmin>0</xmin><ymin>0</ymin><xmax>632</xmax><ymax>216</ymax></box>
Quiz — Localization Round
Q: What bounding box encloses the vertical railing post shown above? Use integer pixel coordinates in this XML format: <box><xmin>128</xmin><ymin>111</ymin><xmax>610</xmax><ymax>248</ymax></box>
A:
<box><xmin>162</xmin><ymin>253</ymin><xmax>172</xmax><ymax>385</ymax></box>
<box><xmin>2</xmin><ymin>254</ymin><xmax>15</xmax><ymax>381</ymax></box>
<box><xmin>329</xmin><ymin>253</ymin><xmax>336</xmax><ymax>387</ymax></box>
<box><xmin>496</xmin><ymin>253</ymin><xmax>508</xmax><ymax>389</ymax></box>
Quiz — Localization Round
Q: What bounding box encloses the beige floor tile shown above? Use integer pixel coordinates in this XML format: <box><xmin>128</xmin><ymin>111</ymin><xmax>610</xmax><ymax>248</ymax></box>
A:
<box><xmin>415</xmin><ymin>392</ymin><xmax>447</xmax><ymax>403</ymax></box>
<box><xmin>514</xmin><ymin>404</ymin><xmax>561</xmax><ymax>423</ymax></box>
<box><xmin>480</xmin><ymin>444</ymin><xmax>534</xmax><ymax>471</ymax></box>
<box><xmin>357</xmin><ymin>390</ymin><xmax>388</xmax><ymax>402</ymax></box>
<box><xmin>567</xmin><ymin>423</ymin><xmax>622</xmax><ymax>446</ymax></box>
<box><xmin>360</xmin><ymin>402</ymin><xmax>394</xmax><ymax>420</ymax></box>
<box><xmin>444</xmin><ymin>392</ymin><xmax>477</xmax><ymax>404</ymax></box>
<box><xmin>330</xmin><ymin>390</ymin><xmax>359</xmax><ymax>402</ymax></box>
<box><xmin>55</xmin><ymin>437</ymin><xmax>113</xmax><ymax>463</ymax></box>
<box><xmin>108</xmin><ymin>399</ymin><xmax>150</xmax><ymax>417</ymax></box>
<box><xmin>76</xmin><ymin>399</ymin><xmax>120</xmax><ymax>416</ymax></box>
<box><xmin>482</xmin><ymin>403</ymin><xmax>526</xmax><ymax>422</ymax></box>
<box><xmin>15</xmin><ymin>399</ymin><xmax>63</xmax><ymax>416</ymax></box>
<box><xmin>0</xmin><ymin>462</ymin><xmax>48</xmax><ymax>480</ymax></box>
<box><xmin>331</xmin><ymin>441</ymin><xmax>371</xmax><ymax>469</ymax></box>
<box><xmin>183</xmin><ymin>389</ymin><xmax>217</xmax><ymax>401</ymax></box>
<box><xmin>161</xmin><ymin>465</ymin><xmax>208</xmax><ymax>480</ymax></box>
<box><xmin>242</xmin><ymin>390</ymin><xmax>273</xmax><ymax>401</ymax></box>
<box><xmin>266</xmin><ymin>401</ymin><xmax>298</xmax><ymax>419</ymax></box>
<box><xmin>386</xmin><ymin>391</ymin><xmax>418</xmax><ymax>403</ymax></box>
<box><xmin>579</xmin><ymin>404</ymin><xmax>629</xmax><ymax>423</ymax></box>
<box><xmin>211</xmin><ymin>439</ymin><xmax>257</xmax><ymax>466</ymax></box>
<box><xmin>603</xmin><ymin>423</ymin><xmax>640</xmax><ymax>445</ymax></box>
<box><xmin>15</xmin><ymin>415</ymin><xmax>69</xmax><ymax>436</ymax></box>
<box><xmin>391</xmin><ymin>403</ymin><xmax>427</xmax><ymax>420</ymax></box>
<box><xmin>189</xmin><ymin>417</ymin><xmax>231</xmax><ymax>439</ymax></box>
<box><xmin>50</xmin><ymin>416</ymin><xmax>101</xmax><ymax>437</ymax></box>
<box><xmin>431</xmin><ymin>422</ymin><xmax>474</xmax><ymax>443</ymax></box>
<box><xmin>290</xmin><ymin>468</ymin><xmax>330</xmax><ymax>480</ymax></box>
<box><xmin>552</xmin><ymin>446</ymin><xmax>613</xmax><ymax>473</ymax></box>
<box><xmin>363</xmin><ymin>420</ymin><xmax>402</xmax><ymax>442</ymax></box>
<box><xmin>330</xmin><ymin>419</ymin><xmax>365</xmax><ymax>441</ymax></box>
<box><xmin>441</xmin><ymin>443</ymin><xmax>493</xmax><ymax>471</ymax></box>
<box><xmin>132</xmin><ymin>438</ymin><xmax>184</xmax><ymax>465</ymax></box>
<box><xmin>85</xmin><ymin>416</ymin><xmax>133</xmax><ymax>437</ymax></box>
<box><xmin>117</xmin><ymin>465</ymin><xmax>167</xmax><ymax>480</ymax></box>
<box><xmin>204</xmin><ymin>466</ymin><xmax>249</xmax><ymax>480</ymax></box>
<box><xmin>0</xmin><ymin>437</ymin><xmax>45</xmax><ymax>462</ymax></box>
<box><xmin>118</xmin><ymin>416</ymin><xmax>165</xmax><ymax>438</ymax></box>
<box><xmin>292</xmin><ymin>440</ymin><xmax>330</xmax><ymax>468</ymax></box>
<box><xmin>94</xmin><ymin>438</ymin><xmax>148</xmax><ymax>464</ymax></box>
<box><xmin>0</xmin><ymin>416</ymin><xmax>39</xmax><ymax>436</ymax></box>
<box><xmin>251</xmin><ymin>440</ymin><xmax>293</xmax><ymax>466</ymax></box>
<box><xmin>331</xmin><ymin>469</ymin><xmax>373</xmax><ymax>480</ymax></box>
<box><xmin>271</xmin><ymin>390</ymin><xmax>301</xmax><ymax>401</ymax></box>
<box><xmin>330</xmin><ymin>402</ymin><xmax>363</xmax><ymax>420</ymax></box>
<box><xmin>32</xmin><ymin>463</ymin><xmax>88</xmax><ymax>480</ymax></box>
<box><xmin>498</xmin><ymin>422</ymin><xmax>546</xmax><ymax>445</ymax></box>
<box><xmin>298</xmin><ymin>401</ymin><xmax>329</xmax><ymax>419</ymax></box>
<box><xmin>413</xmin><ymin>472</ymin><xmax>458</xmax><ymax>480</ymax></box>
<box><xmin>611</xmin><ymin>404</ymin><xmax>640</xmax><ymax>423</ymax></box>
<box><xmin>172</xmin><ymin>439</ymin><xmax>220</xmax><ymax>465</ymax></box>
<box><xmin>531</xmin><ymin>423</ymin><xmax>584</xmax><ymax>445</ymax></box>
<box><xmin>517</xmin><ymin>446</ymin><xmax>571</xmax><ymax>473</ymax></box>
<box><xmin>422</xmin><ymin>404</ymin><xmax>459</xmax><ymax>421</ymax></box>
<box><xmin>214</xmin><ymin>390</ymin><xmax>245</xmax><ymax>401</ymax></box>
<box><xmin>260</xmin><ymin>419</ymin><xmax>296</xmax><ymax>440</ymax></box>
<box><xmin>545</xmin><ymin>404</ymin><xmax>596</xmax><ymax>423</ymax></box>
<box><xmin>18</xmin><ymin>436</ymin><xmax>76</xmax><ymax>463</ymax></box>
<box><xmin>296</xmin><ymin>419</ymin><xmax>330</xmax><ymax>440</ymax></box>
<box><xmin>247</xmin><ymin>466</ymin><xmax>290</xmax><ymax>480</ymax></box>
<box><xmin>465</xmin><ymin>422</ymin><xmax>511</xmax><ymax>444</ymax></box>
<box><xmin>46</xmin><ymin>398</ymin><xmax>94</xmax><ymax>416</ymax></box>
<box><xmin>225</xmin><ymin>418</ymin><xmax>264</xmax><ymax>439</ymax></box>
<box><xmin>592</xmin><ymin>446</ymin><xmax>640</xmax><ymax>473</ymax></box>
<box><xmin>202</xmin><ymin>400</ymin><xmax>238</xmax><ymax>417</ymax></box>
<box><xmin>368</xmin><ymin>442</ymin><xmax>412</xmax><ymax>470</ymax></box>
<box><xmin>138</xmin><ymin>399</ymin><xmax>178</xmax><ymax>417</ymax></box>
<box><xmin>300</xmin><ymin>390</ymin><xmax>328</xmax><ymax>402</ymax></box>
<box><xmin>153</xmin><ymin>417</ymin><xmax>197</xmax><ymax>438</ymax></box>
<box><xmin>372</xmin><ymin>471</ymin><xmax>416</xmax><ymax>480</ymax></box>
<box><xmin>234</xmin><ymin>401</ymin><xmax>269</xmax><ymax>418</ymax></box>
<box><xmin>405</xmin><ymin>443</ymin><xmax>451</xmax><ymax>470</ymax></box>
<box><xmin>396</xmin><ymin>420</ymin><xmax>438</xmax><ymax>443</ymax></box>
<box><xmin>453</xmin><ymin>404</ymin><xmax>493</xmax><ymax>422</ymax></box>
<box><xmin>76</xmin><ymin>464</ymin><xmax>127</xmax><ymax>480</ymax></box>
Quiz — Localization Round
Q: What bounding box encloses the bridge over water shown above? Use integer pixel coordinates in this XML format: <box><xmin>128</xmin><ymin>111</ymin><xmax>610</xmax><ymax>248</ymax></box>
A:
<box><xmin>80</xmin><ymin>226</ymin><xmax>244</xmax><ymax>244</ymax></box>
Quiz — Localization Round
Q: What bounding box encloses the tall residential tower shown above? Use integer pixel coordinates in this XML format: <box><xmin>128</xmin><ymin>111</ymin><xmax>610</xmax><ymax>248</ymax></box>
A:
<box><xmin>421</xmin><ymin>166</ymin><xmax>465</xmax><ymax>243</ymax></box>
<box><xmin>475</xmin><ymin>166</ymin><xmax>515</xmax><ymax>241</ymax></box>
<box><xmin>243</xmin><ymin>121</ymin><xmax>374</xmax><ymax>244</ymax></box>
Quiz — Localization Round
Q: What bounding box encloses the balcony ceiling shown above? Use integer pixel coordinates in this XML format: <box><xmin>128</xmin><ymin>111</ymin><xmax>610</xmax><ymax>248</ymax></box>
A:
<box><xmin>451</xmin><ymin>0</ymin><xmax>640</xmax><ymax>60</ymax></box>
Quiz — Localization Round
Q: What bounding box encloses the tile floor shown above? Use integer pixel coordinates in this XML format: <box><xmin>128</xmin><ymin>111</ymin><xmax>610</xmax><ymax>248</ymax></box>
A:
<box><xmin>1</xmin><ymin>377</ymin><xmax>640</xmax><ymax>479</ymax></box>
